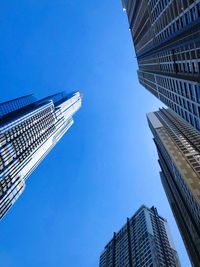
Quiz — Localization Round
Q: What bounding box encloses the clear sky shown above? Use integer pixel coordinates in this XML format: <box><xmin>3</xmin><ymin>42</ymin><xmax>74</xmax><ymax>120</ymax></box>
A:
<box><xmin>0</xmin><ymin>1</ymin><xmax>191</xmax><ymax>267</ymax></box>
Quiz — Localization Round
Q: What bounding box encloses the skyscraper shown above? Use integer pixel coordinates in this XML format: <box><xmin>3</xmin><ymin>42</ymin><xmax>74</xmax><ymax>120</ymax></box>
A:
<box><xmin>122</xmin><ymin>0</ymin><xmax>200</xmax><ymax>132</ymax></box>
<box><xmin>99</xmin><ymin>205</ymin><xmax>181</xmax><ymax>267</ymax></box>
<box><xmin>147</xmin><ymin>108</ymin><xmax>200</xmax><ymax>266</ymax></box>
<box><xmin>0</xmin><ymin>91</ymin><xmax>81</xmax><ymax>220</ymax></box>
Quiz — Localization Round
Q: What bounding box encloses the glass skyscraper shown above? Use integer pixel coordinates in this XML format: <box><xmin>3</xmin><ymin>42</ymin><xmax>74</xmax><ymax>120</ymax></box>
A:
<box><xmin>147</xmin><ymin>109</ymin><xmax>200</xmax><ymax>266</ymax></box>
<box><xmin>0</xmin><ymin>91</ymin><xmax>81</xmax><ymax>220</ymax></box>
<box><xmin>99</xmin><ymin>205</ymin><xmax>181</xmax><ymax>267</ymax></box>
<box><xmin>122</xmin><ymin>0</ymin><xmax>200</xmax><ymax>132</ymax></box>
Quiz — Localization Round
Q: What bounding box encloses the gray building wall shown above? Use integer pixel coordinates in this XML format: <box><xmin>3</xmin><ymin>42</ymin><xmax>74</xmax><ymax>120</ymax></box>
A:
<box><xmin>99</xmin><ymin>205</ymin><xmax>181</xmax><ymax>267</ymax></box>
<box><xmin>123</xmin><ymin>0</ymin><xmax>200</xmax><ymax>132</ymax></box>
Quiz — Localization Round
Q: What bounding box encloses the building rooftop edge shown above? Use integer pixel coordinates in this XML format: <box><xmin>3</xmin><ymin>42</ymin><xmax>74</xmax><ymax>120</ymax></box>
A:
<box><xmin>101</xmin><ymin>205</ymin><xmax>167</xmax><ymax>253</ymax></box>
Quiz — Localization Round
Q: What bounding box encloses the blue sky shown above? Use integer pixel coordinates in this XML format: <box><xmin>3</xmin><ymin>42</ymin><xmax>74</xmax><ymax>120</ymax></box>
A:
<box><xmin>0</xmin><ymin>1</ymin><xmax>191</xmax><ymax>267</ymax></box>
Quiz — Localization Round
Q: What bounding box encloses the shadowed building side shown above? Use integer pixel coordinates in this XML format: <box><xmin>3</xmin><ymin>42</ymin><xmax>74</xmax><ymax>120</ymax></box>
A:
<box><xmin>122</xmin><ymin>0</ymin><xmax>200</xmax><ymax>132</ymax></box>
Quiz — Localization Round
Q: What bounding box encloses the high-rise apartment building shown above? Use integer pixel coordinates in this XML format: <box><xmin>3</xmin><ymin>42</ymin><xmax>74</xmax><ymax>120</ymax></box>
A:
<box><xmin>147</xmin><ymin>108</ymin><xmax>200</xmax><ymax>266</ymax></box>
<box><xmin>0</xmin><ymin>92</ymin><xmax>81</xmax><ymax>220</ymax></box>
<box><xmin>99</xmin><ymin>205</ymin><xmax>181</xmax><ymax>267</ymax></box>
<box><xmin>122</xmin><ymin>0</ymin><xmax>200</xmax><ymax>132</ymax></box>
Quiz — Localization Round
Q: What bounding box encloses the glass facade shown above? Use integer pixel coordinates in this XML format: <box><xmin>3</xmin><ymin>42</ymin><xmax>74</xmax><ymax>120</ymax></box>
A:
<box><xmin>99</xmin><ymin>205</ymin><xmax>181</xmax><ymax>267</ymax></box>
<box><xmin>0</xmin><ymin>91</ymin><xmax>82</xmax><ymax>219</ymax></box>
<box><xmin>0</xmin><ymin>94</ymin><xmax>36</xmax><ymax>118</ymax></box>
<box><xmin>147</xmin><ymin>109</ymin><xmax>200</xmax><ymax>266</ymax></box>
<box><xmin>123</xmin><ymin>0</ymin><xmax>200</xmax><ymax>132</ymax></box>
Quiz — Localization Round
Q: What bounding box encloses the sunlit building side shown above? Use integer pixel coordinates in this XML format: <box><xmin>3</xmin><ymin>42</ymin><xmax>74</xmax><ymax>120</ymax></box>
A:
<box><xmin>100</xmin><ymin>205</ymin><xmax>181</xmax><ymax>267</ymax></box>
<box><xmin>0</xmin><ymin>91</ymin><xmax>81</xmax><ymax>219</ymax></box>
<box><xmin>147</xmin><ymin>109</ymin><xmax>200</xmax><ymax>266</ymax></box>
